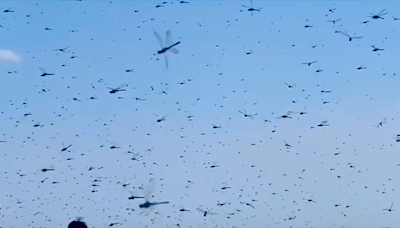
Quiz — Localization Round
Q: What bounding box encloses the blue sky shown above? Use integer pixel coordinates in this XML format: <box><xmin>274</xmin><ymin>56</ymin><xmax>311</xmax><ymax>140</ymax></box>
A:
<box><xmin>0</xmin><ymin>1</ymin><xmax>399</xmax><ymax>228</ymax></box>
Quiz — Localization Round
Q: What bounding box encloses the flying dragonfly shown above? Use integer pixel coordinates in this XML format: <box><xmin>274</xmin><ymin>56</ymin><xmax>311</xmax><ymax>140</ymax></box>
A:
<box><xmin>371</xmin><ymin>45</ymin><xmax>384</xmax><ymax>52</ymax></box>
<box><xmin>196</xmin><ymin>207</ymin><xmax>217</xmax><ymax>217</ymax></box>
<box><xmin>61</xmin><ymin>143</ymin><xmax>72</xmax><ymax>152</ymax></box>
<box><xmin>317</xmin><ymin>120</ymin><xmax>329</xmax><ymax>127</ymax></box>
<box><xmin>366</xmin><ymin>9</ymin><xmax>388</xmax><ymax>19</ymax></box>
<box><xmin>39</xmin><ymin>67</ymin><xmax>55</xmax><ymax>77</ymax></box>
<box><xmin>238</xmin><ymin>109</ymin><xmax>257</xmax><ymax>119</ymax></box>
<box><xmin>107</xmin><ymin>85</ymin><xmax>127</xmax><ymax>94</ymax></box>
<box><xmin>241</xmin><ymin>0</ymin><xmax>261</xmax><ymax>16</ymax></box>
<box><xmin>335</xmin><ymin>30</ymin><xmax>363</xmax><ymax>41</ymax></box>
<box><xmin>277</xmin><ymin>111</ymin><xmax>295</xmax><ymax>119</ymax></box>
<box><xmin>153</xmin><ymin>29</ymin><xmax>180</xmax><ymax>69</ymax></box>
<box><xmin>301</xmin><ymin>61</ymin><xmax>317</xmax><ymax>66</ymax></box>
<box><xmin>327</xmin><ymin>18</ymin><xmax>341</xmax><ymax>24</ymax></box>
<box><xmin>383</xmin><ymin>203</ymin><xmax>394</xmax><ymax>212</ymax></box>
<box><xmin>139</xmin><ymin>178</ymin><xmax>169</xmax><ymax>209</ymax></box>
<box><xmin>357</xmin><ymin>65</ymin><xmax>367</xmax><ymax>70</ymax></box>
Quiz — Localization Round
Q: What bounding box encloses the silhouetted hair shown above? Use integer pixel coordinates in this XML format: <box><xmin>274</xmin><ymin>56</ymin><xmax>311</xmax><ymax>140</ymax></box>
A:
<box><xmin>68</xmin><ymin>217</ymin><xmax>88</xmax><ymax>228</ymax></box>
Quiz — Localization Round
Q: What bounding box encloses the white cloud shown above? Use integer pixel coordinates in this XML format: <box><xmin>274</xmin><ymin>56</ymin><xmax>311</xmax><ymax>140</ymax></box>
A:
<box><xmin>0</xmin><ymin>50</ymin><xmax>21</xmax><ymax>62</ymax></box>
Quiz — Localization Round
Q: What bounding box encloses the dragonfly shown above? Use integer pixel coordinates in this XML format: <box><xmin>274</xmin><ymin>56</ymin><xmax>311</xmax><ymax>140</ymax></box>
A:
<box><xmin>335</xmin><ymin>30</ymin><xmax>363</xmax><ymax>41</ymax></box>
<box><xmin>61</xmin><ymin>143</ymin><xmax>72</xmax><ymax>152</ymax></box>
<box><xmin>39</xmin><ymin>67</ymin><xmax>55</xmax><ymax>77</ymax></box>
<box><xmin>317</xmin><ymin>120</ymin><xmax>329</xmax><ymax>127</ymax></box>
<box><xmin>366</xmin><ymin>9</ymin><xmax>388</xmax><ymax>19</ymax></box>
<box><xmin>238</xmin><ymin>109</ymin><xmax>257</xmax><ymax>119</ymax></box>
<box><xmin>139</xmin><ymin>178</ymin><xmax>169</xmax><ymax>209</ymax></box>
<box><xmin>153</xmin><ymin>29</ymin><xmax>180</xmax><ymax>69</ymax></box>
<box><xmin>301</xmin><ymin>61</ymin><xmax>317</xmax><ymax>66</ymax></box>
<box><xmin>196</xmin><ymin>207</ymin><xmax>217</xmax><ymax>217</ymax></box>
<box><xmin>326</xmin><ymin>18</ymin><xmax>341</xmax><ymax>24</ymax></box>
<box><xmin>241</xmin><ymin>0</ymin><xmax>261</xmax><ymax>16</ymax></box>
<box><xmin>371</xmin><ymin>45</ymin><xmax>384</xmax><ymax>52</ymax></box>
<box><xmin>383</xmin><ymin>203</ymin><xmax>394</xmax><ymax>212</ymax></box>
<box><xmin>107</xmin><ymin>85</ymin><xmax>127</xmax><ymax>94</ymax></box>
<box><xmin>277</xmin><ymin>111</ymin><xmax>295</xmax><ymax>119</ymax></box>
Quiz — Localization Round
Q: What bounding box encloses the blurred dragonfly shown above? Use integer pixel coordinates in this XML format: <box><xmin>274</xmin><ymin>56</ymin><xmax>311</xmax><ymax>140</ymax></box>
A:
<box><xmin>335</xmin><ymin>30</ymin><xmax>363</xmax><ymax>41</ymax></box>
<box><xmin>107</xmin><ymin>85</ymin><xmax>127</xmax><ymax>94</ymax></box>
<box><xmin>196</xmin><ymin>207</ymin><xmax>217</xmax><ymax>217</ymax></box>
<box><xmin>366</xmin><ymin>9</ymin><xmax>388</xmax><ymax>19</ymax></box>
<box><xmin>238</xmin><ymin>109</ymin><xmax>257</xmax><ymax>119</ymax></box>
<box><xmin>139</xmin><ymin>178</ymin><xmax>169</xmax><ymax>209</ymax></box>
<box><xmin>241</xmin><ymin>0</ymin><xmax>261</xmax><ymax>16</ymax></box>
<box><xmin>383</xmin><ymin>203</ymin><xmax>394</xmax><ymax>212</ymax></box>
<box><xmin>301</xmin><ymin>61</ymin><xmax>317</xmax><ymax>66</ymax></box>
<box><xmin>61</xmin><ymin>142</ymin><xmax>72</xmax><ymax>152</ymax></box>
<box><xmin>317</xmin><ymin>120</ymin><xmax>329</xmax><ymax>127</ymax></box>
<box><xmin>371</xmin><ymin>45</ymin><xmax>384</xmax><ymax>52</ymax></box>
<box><xmin>153</xmin><ymin>29</ymin><xmax>180</xmax><ymax>69</ymax></box>
<box><xmin>375</xmin><ymin>118</ymin><xmax>387</xmax><ymax>128</ymax></box>
<box><xmin>357</xmin><ymin>64</ymin><xmax>367</xmax><ymax>70</ymax></box>
<box><xmin>39</xmin><ymin>67</ymin><xmax>55</xmax><ymax>77</ymax></box>
<box><xmin>327</xmin><ymin>18</ymin><xmax>341</xmax><ymax>24</ymax></box>
<box><xmin>277</xmin><ymin>111</ymin><xmax>295</xmax><ymax>119</ymax></box>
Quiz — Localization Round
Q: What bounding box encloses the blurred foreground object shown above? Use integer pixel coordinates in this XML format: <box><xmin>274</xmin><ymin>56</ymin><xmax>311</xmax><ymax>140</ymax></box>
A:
<box><xmin>68</xmin><ymin>217</ymin><xmax>87</xmax><ymax>228</ymax></box>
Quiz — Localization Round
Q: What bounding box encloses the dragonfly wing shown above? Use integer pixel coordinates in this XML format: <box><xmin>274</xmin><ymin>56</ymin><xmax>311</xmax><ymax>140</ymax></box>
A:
<box><xmin>377</xmin><ymin>9</ymin><xmax>386</xmax><ymax>15</ymax></box>
<box><xmin>337</xmin><ymin>31</ymin><xmax>349</xmax><ymax>37</ymax></box>
<box><xmin>164</xmin><ymin>53</ymin><xmax>169</xmax><ymax>69</ymax></box>
<box><xmin>196</xmin><ymin>208</ymin><xmax>205</xmax><ymax>213</ymax></box>
<box><xmin>168</xmin><ymin>47</ymin><xmax>179</xmax><ymax>54</ymax></box>
<box><xmin>153</xmin><ymin>29</ymin><xmax>164</xmax><ymax>48</ymax></box>
<box><xmin>165</xmin><ymin>30</ymin><xmax>174</xmax><ymax>47</ymax></box>
<box><xmin>144</xmin><ymin>178</ymin><xmax>156</xmax><ymax>202</ymax></box>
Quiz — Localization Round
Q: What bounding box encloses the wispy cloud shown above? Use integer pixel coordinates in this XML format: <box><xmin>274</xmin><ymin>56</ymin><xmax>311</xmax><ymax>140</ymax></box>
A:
<box><xmin>0</xmin><ymin>50</ymin><xmax>21</xmax><ymax>62</ymax></box>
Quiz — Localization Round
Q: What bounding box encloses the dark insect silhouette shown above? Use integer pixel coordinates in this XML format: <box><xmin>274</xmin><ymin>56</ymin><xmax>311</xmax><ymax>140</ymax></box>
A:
<box><xmin>366</xmin><ymin>9</ymin><xmax>388</xmax><ymax>19</ymax></box>
<box><xmin>241</xmin><ymin>0</ymin><xmax>261</xmax><ymax>16</ymax></box>
<box><xmin>371</xmin><ymin>45</ymin><xmax>384</xmax><ymax>51</ymax></box>
<box><xmin>302</xmin><ymin>61</ymin><xmax>317</xmax><ymax>66</ymax></box>
<box><xmin>39</xmin><ymin>67</ymin><xmax>55</xmax><ymax>77</ymax></box>
<box><xmin>335</xmin><ymin>30</ymin><xmax>363</xmax><ymax>41</ymax></box>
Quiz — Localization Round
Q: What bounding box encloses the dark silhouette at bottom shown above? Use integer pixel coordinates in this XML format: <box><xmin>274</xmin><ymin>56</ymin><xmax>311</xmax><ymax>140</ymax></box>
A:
<box><xmin>68</xmin><ymin>217</ymin><xmax>88</xmax><ymax>228</ymax></box>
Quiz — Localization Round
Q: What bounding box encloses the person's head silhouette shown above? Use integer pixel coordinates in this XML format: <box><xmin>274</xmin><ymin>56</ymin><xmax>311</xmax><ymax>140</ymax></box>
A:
<box><xmin>68</xmin><ymin>217</ymin><xmax>88</xmax><ymax>228</ymax></box>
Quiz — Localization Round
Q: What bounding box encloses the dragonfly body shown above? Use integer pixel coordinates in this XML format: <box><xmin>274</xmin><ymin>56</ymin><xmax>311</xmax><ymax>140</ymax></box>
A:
<box><xmin>158</xmin><ymin>42</ymin><xmax>181</xmax><ymax>54</ymax></box>
<box><xmin>139</xmin><ymin>201</ymin><xmax>169</xmax><ymax>208</ymax></box>
<box><xmin>247</xmin><ymin>8</ymin><xmax>260</xmax><ymax>12</ymax></box>
<box><xmin>107</xmin><ymin>85</ymin><xmax>127</xmax><ymax>94</ymax></box>
<box><xmin>109</xmin><ymin>89</ymin><xmax>126</xmax><ymax>94</ymax></box>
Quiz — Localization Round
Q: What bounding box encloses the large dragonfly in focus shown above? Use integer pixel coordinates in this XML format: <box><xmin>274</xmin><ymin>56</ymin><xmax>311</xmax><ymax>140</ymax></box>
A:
<box><xmin>139</xmin><ymin>178</ymin><xmax>169</xmax><ymax>209</ymax></box>
<box><xmin>153</xmin><ymin>29</ymin><xmax>180</xmax><ymax>69</ymax></box>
